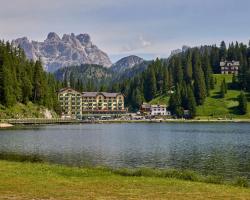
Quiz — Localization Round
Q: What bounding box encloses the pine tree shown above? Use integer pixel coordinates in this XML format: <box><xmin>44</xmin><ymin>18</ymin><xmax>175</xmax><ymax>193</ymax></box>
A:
<box><xmin>202</xmin><ymin>50</ymin><xmax>213</xmax><ymax>96</ymax></box>
<box><xmin>219</xmin><ymin>41</ymin><xmax>227</xmax><ymax>60</ymax></box>
<box><xmin>185</xmin><ymin>51</ymin><xmax>193</xmax><ymax>83</ymax></box>
<box><xmin>33</xmin><ymin>60</ymin><xmax>46</xmax><ymax>103</ymax></box>
<box><xmin>220</xmin><ymin>79</ymin><xmax>227</xmax><ymax>98</ymax></box>
<box><xmin>132</xmin><ymin>88</ymin><xmax>143</xmax><ymax>110</ymax></box>
<box><xmin>173</xmin><ymin>56</ymin><xmax>184</xmax><ymax>84</ymax></box>
<box><xmin>238</xmin><ymin>92</ymin><xmax>248</xmax><ymax>114</ymax></box>
<box><xmin>144</xmin><ymin>66</ymin><xmax>157</xmax><ymax>101</ymax></box>
<box><xmin>187</xmin><ymin>85</ymin><xmax>196</xmax><ymax>118</ymax></box>
<box><xmin>193</xmin><ymin>50</ymin><xmax>207</xmax><ymax>105</ymax></box>
<box><xmin>168</xmin><ymin>84</ymin><xmax>183</xmax><ymax>118</ymax></box>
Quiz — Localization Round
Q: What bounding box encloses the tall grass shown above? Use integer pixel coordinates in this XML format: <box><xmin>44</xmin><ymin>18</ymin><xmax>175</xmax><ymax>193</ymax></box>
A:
<box><xmin>0</xmin><ymin>152</ymin><xmax>44</xmax><ymax>163</ymax></box>
<box><xmin>0</xmin><ymin>154</ymin><xmax>248</xmax><ymax>188</ymax></box>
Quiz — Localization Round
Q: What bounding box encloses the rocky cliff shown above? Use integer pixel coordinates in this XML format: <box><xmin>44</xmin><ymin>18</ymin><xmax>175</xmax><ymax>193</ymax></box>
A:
<box><xmin>111</xmin><ymin>55</ymin><xmax>144</xmax><ymax>73</ymax></box>
<box><xmin>12</xmin><ymin>32</ymin><xmax>112</xmax><ymax>72</ymax></box>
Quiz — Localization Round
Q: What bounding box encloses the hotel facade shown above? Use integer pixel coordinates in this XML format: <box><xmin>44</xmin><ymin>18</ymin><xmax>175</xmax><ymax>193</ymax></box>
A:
<box><xmin>58</xmin><ymin>88</ymin><xmax>126</xmax><ymax>118</ymax></box>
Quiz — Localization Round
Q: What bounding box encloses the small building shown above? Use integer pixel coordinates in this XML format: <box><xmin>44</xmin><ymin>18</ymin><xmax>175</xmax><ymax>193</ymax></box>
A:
<box><xmin>183</xmin><ymin>110</ymin><xmax>190</xmax><ymax>118</ymax></box>
<box><xmin>220</xmin><ymin>60</ymin><xmax>240</xmax><ymax>75</ymax></box>
<box><xmin>140</xmin><ymin>103</ymin><xmax>171</xmax><ymax>116</ymax></box>
<box><xmin>150</xmin><ymin>105</ymin><xmax>171</xmax><ymax>116</ymax></box>
<box><xmin>140</xmin><ymin>103</ymin><xmax>151</xmax><ymax>115</ymax></box>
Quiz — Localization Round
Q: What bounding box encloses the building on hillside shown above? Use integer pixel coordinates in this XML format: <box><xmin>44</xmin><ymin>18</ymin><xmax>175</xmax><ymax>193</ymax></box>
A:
<box><xmin>220</xmin><ymin>60</ymin><xmax>240</xmax><ymax>74</ymax></box>
<box><xmin>140</xmin><ymin>103</ymin><xmax>151</xmax><ymax>115</ymax></box>
<box><xmin>140</xmin><ymin>103</ymin><xmax>171</xmax><ymax>116</ymax></box>
<box><xmin>150</xmin><ymin>105</ymin><xmax>171</xmax><ymax>116</ymax></box>
<box><xmin>58</xmin><ymin>88</ymin><xmax>126</xmax><ymax>118</ymax></box>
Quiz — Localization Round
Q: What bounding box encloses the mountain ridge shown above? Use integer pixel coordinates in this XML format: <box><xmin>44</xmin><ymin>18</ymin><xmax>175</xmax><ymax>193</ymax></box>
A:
<box><xmin>111</xmin><ymin>55</ymin><xmax>144</xmax><ymax>73</ymax></box>
<box><xmin>12</xmin><ymin>32</ymin><xmax>112</xmax><ymax>72</ymax></box>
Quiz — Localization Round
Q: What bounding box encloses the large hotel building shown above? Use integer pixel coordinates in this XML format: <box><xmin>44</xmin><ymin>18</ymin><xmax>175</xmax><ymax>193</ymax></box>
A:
<box><xmin>58</xmin><ymin>88</ymin><xmax>126</xmax><ymax>118</ymax></box>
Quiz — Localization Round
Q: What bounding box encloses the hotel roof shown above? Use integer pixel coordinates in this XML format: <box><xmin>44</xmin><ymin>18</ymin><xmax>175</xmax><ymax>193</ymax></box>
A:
<box><xmin>82</xmin><ymin>92</ymin><xmax>121</xmax><ymax>98</ymax></box>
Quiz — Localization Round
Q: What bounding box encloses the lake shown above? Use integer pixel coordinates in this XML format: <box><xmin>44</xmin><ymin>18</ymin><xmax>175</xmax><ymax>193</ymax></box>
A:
<box><xmin>0</xmin><ymin>123</ymin><xmax>250</xmax><ymax>180</ymax></box>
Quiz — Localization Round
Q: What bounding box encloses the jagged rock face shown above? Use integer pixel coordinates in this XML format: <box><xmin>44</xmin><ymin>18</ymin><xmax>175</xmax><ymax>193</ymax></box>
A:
<box><xmin>111</xmin><ymin>55</ymin><xmax>144</xmax><ymax>73</ymax></box>
<box><xmin>170</xmin><ymin>45</ymin><xmax>191</xmax><ymax>57</ymax></box>
<box><xmin>12</xmin><ymin>32</ymin><xmax>112</xmax><ymax>72</ymax></box>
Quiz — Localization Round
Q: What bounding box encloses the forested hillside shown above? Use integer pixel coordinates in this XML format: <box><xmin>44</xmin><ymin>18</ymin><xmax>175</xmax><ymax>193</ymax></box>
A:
<box><xmin>113</xmin><ymin>41</ymin><xmax>250</xmax><ymax>117</ymax></box>
<box><xmin>54</xmin><ymin>64</ymin><xmax>113</xmax><ymax>92</ymax></box>
<box><xmin>0</xmin><ymin>41</ymin><xmax>61</xmax><ymax>114</ymax></box>
<box><xmin>54</xmin><ymin>61</ymin><xmax>151</xmax><ymax>92</ymax></box>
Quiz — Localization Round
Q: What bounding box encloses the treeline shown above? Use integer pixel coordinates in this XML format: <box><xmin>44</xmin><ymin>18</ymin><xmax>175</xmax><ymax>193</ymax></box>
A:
<box><xmin>0</xmin><ymin>41</ymin><xmax>61</xmax><ymax>113</ymax></box>
<box><xmin>55</xmin><ymin>64</ymin><xmax>113</xmax><ymax>92</ymax></box>
<box><xmin>216</xmin><ymin>41</ymin><xmax>250</xmax><ymax>91</ymax></box>
<box><xmin>111</xmin><ymin>41</ymin><xmax>250</xmax><ymax>117</ymax></box>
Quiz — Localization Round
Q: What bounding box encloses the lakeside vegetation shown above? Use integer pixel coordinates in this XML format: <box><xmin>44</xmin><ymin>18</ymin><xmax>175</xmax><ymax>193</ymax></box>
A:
<box><xmin>110</xmin><ymin>41</ymin><xmax>250</xmax><ymax>118</ymax></box>
<box><xmin>0</xmin><ymin>41</ymin><xmax>61</xmax><ymax>116</ymax></box>
<box><xmin>146</xmin><ymin>74</ymin><xmax>250</xmax><ymax>119</ymax></box>
<box><xmin>196</xmin><ymin>74</ymin><xmax>250</xmax><ymax>119</ymax></box>
<box><xmin>0</xmin><ymin>102</ymin><xmax>58</xmax><ymax>119</ymax></box>
<box><xmin>0</xmin><ymin>160</ymin><xmax>249</xmax><ymax>199</ymax></box>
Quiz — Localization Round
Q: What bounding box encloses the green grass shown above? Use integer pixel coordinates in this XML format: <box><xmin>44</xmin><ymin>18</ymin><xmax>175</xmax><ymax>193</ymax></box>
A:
<box><xmin>149</xmin><ymin>95</ymin><xmax>170</xmax><ymax>105</ymax></box>
<box><xmin>0</xmin><ymin>102</ymin><xmax>57</xmax><ymax>119</ymax></box>
<box><xmin>196</xmin><ymin>74</ymin><xmax>250</xmax><ymax>119</ymax></box>
<box><xmin>0</xmin><ymin>161</ymin><xmax>249</xmax><ymax>200</ymax></box>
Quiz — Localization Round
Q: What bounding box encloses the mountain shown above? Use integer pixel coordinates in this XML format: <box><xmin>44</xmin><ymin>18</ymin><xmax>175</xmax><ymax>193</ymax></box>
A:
<box><xmin>170</xmin><ymin>45</ymin><xmax>190</xmax><ymax>57</ymax></box>
<box><xmin>12</xmin><ymin>32</ymin><xmax>112</xmax><ymax>72</ymax></box>
<box><xmin>112</xmin><ymin>60</ymin><xmax>152</xmax><ymax>82</ymax></box>
<box><xmin>53</xmin><ymin>59</ymin><xmax>151</xmax><ymax>89</ymax></box>
<box><xmin>111</xmin><ymin>55</ymin><xmax>144</xmax><ymax>73</ymax></box>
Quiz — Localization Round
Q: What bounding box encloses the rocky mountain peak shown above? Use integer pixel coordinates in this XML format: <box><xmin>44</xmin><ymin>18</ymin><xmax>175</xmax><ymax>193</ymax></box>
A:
<box><xmin>46</xmin><ymin>32</ymin><xmax>60</xmax><ymax>41</ymax></box>
<box><xmin>111</xmin><ymin>55</ymin><xmax>144</xmax><ymax>73</ymax></box>
<box><xmin>12</xmin><ymin>32</ymin><xmax>112</xmax><ymax>72</ymax></box>
<box><xmin>76</xmin><ymin>34</ymin><xmax>91</xmax><ymax>45</ymax></box>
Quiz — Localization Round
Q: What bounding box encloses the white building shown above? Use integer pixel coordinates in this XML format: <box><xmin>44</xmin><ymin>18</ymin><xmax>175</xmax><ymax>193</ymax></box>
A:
<box><xmin>150</xmin><ymin>105</ymin><xmax>171</xmax><ymax>116</ymax></box>
<box><xmin>220</xmin><ymin>60</ymin><xmax>240</xmax><ymax>74</ymax></box>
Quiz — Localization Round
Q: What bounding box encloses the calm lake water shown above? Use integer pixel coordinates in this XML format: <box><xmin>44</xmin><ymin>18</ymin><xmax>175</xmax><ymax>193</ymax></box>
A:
<box><xmin>0</xmin><ymin>123</ymin><xmax>250</xmax><ymax>179</ymax></box>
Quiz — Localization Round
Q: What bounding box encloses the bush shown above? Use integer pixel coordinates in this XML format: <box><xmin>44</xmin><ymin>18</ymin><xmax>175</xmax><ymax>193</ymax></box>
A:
<box><xmin>233</xmin><ymin>177</ymin><xmax>249</xmax><ymax>188</ymax></box>
<box><xmin>203</xmin><ymin>175</ymin><xmax>224</xmax><ymax>184</ymax></box>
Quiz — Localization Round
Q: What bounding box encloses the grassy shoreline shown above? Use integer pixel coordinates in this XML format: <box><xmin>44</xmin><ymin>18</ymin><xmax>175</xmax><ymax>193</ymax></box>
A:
<box><xmin>0</xmin><ymin>160</ymin><xmax>249</xmax><ymax>200</ymax></box>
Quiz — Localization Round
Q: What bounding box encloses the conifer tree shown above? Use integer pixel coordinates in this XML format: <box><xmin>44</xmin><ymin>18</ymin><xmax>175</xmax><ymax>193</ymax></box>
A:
<box><xmin>144</xmin><ymin>66</ymin><xmax>157</xmax><ymax>101</ymax></box>
<box><xmin>187</xmin><ymin>85</ymin><xmax>196</xmax><ymax>118</ymax></box>
<box><xmin>185</xmin><ymin>51</ymin><xmax>193</xmax><ymax>83</ymax></box>
<box><xmin>238</xmin><ymin>92</ymin><xmax>248</xmax><ymax>114</ymax></box>
<box><xmin>219</xmin><ymin>41</ymin><xmax>227</xmax><ymax>60</ymax></box>
<box><xmin>203</xmin><ymin>50</ymin><xmax>213</xmax><ymax>96</ymax></box>
<box><xmin>33</xmin><ymin>60</ymin><xmax>46</xmax><ymax>103</ymax></box>
<box><xmin>193</xmin><ymin>50</ymin><xmax>207</xmax><ymax>105</ymax></box>
<box><xmin>220</xmin><ymin>78</ymin><xmax>227</xmax><ymax>98</ymax></box>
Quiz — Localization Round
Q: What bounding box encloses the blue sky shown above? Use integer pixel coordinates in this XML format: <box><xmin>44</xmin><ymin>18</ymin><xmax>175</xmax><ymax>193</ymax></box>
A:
<box><xmin>0</xmin><ymin>0</ymin><xmax>250</xmax><ymax>62</ymax></box>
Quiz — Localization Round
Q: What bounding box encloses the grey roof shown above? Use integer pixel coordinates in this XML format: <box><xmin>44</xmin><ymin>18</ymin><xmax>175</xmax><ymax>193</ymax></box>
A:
<box><xmin>59</xmin><ymin>87</ymin><xmax>80</xmax><ymax>93</ymax></box>
<box><xmin>141</xmin><ymin>103</ymin><xmax>151</xmax><ymax>109</ymax></box>
<box><xmin>102</xmin><ymin>92</ymin><xmax>120</xmax><ymax>98</ymax></box>
<box><xmin>82</xmin><ymin>92</ymin><xmax>121</xmax><ymax>98</ymax></box>
<box><xmin>151</xmin><ymin>105</ymin><xmax>167</xmax><ymax>108</ymax></box>
<box><xmin>82</xmin><ymin>92</ymin><xmax>98</xmax><ymax>97</ymax></box>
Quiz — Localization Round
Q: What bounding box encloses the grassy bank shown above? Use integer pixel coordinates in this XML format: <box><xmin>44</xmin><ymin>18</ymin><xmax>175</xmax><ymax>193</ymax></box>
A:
<box><xmin>196</xmin><ymin>74</ymin><xmax>250</xmax><ymax>119</ymax></box>
<box><xmin>0</xmin><ymin>102</ymin><xmax>57</xmax><ymax>119</ymax></box>
<box><xmin>0</xmin><ymin>160</ymin><xmax>249</xmax><ymax>200</ymax></box>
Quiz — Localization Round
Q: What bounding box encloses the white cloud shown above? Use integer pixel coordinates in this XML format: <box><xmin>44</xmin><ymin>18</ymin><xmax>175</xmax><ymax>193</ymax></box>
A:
<box><xmin>120</xmin><ymin>35</ymin><xmax>152</xmax><ymax>52</ymax></box>
<box><xmin>139</xmin><ymin>35</ymin><xmax>151</xmax><ymax>48</ymax></box>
